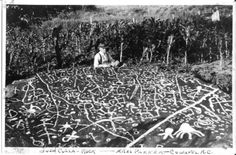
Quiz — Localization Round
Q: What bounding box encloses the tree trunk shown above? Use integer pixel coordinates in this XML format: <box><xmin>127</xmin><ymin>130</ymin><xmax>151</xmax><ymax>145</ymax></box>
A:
<box><xmin>86</xmin><ymin>40</ymin><xmax>93</xmax><ymax>55</ymax></box>
<box><xmin>146</xmin><ymin>50</ymin><xmax>149</xmax><ymax>61</ymax></box>
<box><xmin>219</xmin><ymin>38</ymin><xmax>223</xmax><ymax>70</ymax></box>
<box><xmin>225</xmin><ymin>42</ymin><xmax>229</xmax><ymax>58</ymax></box>
<box><xmin>8</xmin><ymin>52</ymin><xmax>14</xmax><ymax>69</ymax></box>
<box><xmin>55</xmin><ymin>38</ymin><xmax>62</xmax><ymax>68</ymax></box>
<box><xmin>52</xmin><ymin>25</ymin><xmax>63</xmax><ymax>69</ymax></box>
<box><xmin>184</xmin><ymin>50</ymin><xmax>187</xmax><ymax>65</ymax></box>
<box><xmin>149</xmin><ymin>50</ymin><xmax>153</xmax><ymax>63</ymax></box>
<box><xmin>224</xmin><ymin>34</ymin><xmax>229</xmax><ymax>58</ymax></box>
<box><xmin>166</xmin><ymin>45</ymin><xmax>171</xmax><ymax>65</ymax></box>
<box><xmin>184</xmin><ymin>38</ymin><xmax>188</xmax><ymax>65</ymax></box>
<box><xmin>167</xmin><ymin>35</ymin><xmax>174</xmax><ymax>65</ymax></box>
<box><xmin>184</xmin><ymin>26</ymin><xmax>190</xmax><ymax>65</ymax></box>
<box><xmin>120</xmin><ymin>42</ymin><xmax>123</xmax><ymax>62</ymax></box>
<box><xmin>201</xmin><ymin>53</ymin><xmax>203</xmax><ymax>63</ymax></box>
<box><xmin>140</xmin><ymin>47</ymin><xmax>148</xmax><ymax>63</ymax></box>
<box><xmin>77</xmin><ymin>37</ymin><xmax>81</xmax><ymax>54</ymax></box>
<box><xmin>209</xmin><ymin>47</ymin><xmax>212</xmax><ymax>62</ymax></box>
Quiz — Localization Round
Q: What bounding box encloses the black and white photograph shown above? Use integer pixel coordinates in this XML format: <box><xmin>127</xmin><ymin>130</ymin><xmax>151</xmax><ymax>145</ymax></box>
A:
<box><xmin>1</xmin><ymin>0</ymin><xmax>235</xmax><ymax>154</ymax></box>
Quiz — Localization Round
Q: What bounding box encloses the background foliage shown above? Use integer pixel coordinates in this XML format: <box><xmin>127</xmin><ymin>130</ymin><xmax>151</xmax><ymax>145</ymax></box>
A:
<box><xmin>6</xmin><ymin>5</ymin><xmax>232</xmax><ymax>85</ymax></box>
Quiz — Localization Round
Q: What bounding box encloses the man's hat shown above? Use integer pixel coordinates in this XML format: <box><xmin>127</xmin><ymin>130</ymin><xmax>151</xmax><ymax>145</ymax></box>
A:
<box><xmin>98</xmin><ymin>43</ymin><xmax>107</xmax><ymax>48</ymax></box>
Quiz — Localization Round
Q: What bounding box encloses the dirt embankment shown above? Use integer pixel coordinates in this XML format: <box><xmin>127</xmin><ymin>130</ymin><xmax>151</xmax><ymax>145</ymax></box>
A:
<box><xmin>191</xmin><ymin>59</ymin><xmax>232</xmax><ymax>94</ymax></box>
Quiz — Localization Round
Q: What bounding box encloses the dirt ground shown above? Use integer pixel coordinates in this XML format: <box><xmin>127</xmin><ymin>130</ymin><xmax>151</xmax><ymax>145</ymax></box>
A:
<box><xmin>191</xmin><ymin>59</ymin><xmax>232</xmax><ymax>94</ymax></box>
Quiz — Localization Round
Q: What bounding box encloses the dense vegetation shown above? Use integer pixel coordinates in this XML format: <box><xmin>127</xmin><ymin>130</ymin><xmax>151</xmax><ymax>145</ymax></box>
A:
<box><xmin>6</xmin><ymin>5</ymin><xmax>232</xmax><ymax>85</ymax></box>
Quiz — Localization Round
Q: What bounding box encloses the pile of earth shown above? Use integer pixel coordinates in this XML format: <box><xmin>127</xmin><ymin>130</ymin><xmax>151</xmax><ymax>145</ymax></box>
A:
<box><xmin>191</xmin><ymin>59</ymin><xmax>232</xmax><ymax>94</ymax></box>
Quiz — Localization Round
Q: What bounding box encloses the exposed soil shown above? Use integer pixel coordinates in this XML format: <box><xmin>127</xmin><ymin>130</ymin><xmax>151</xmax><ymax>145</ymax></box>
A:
<box><xmin>191</xmin><ymin>59</ymin><xmax>232</xmax><ymax>94</ymax></box>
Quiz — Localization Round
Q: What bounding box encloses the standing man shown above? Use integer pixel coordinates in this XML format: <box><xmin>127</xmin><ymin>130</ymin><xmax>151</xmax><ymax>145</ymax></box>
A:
<box><xmin>94</xmin><ymin>43</ymin><xmax>119</xmax><ymax>68</ymax></box>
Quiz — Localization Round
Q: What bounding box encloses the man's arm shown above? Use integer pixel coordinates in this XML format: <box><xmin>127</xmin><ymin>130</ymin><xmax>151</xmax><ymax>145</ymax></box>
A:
<box><xmin>107</xmin><ymin>53</ymin><xmax>120</xmax><ymax>67</ymax></box>
<box><xmin>108</xmin><ymin>53</ymin><xmax>115</xmax><ymax>63</ymax></box>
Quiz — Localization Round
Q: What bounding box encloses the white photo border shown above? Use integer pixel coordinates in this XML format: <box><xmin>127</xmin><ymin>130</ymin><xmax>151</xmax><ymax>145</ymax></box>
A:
<box><xmin>1</xmin><ymin>0</ymin><xmax>235</xmax><ymax>155</ymax></box>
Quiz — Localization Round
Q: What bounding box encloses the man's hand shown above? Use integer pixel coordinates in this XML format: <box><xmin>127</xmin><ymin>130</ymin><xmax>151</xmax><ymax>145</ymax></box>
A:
<box><xmin>111</xmin><ymin>61</ymin><xmax>119</xmax><ymax>67</ymax></box>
